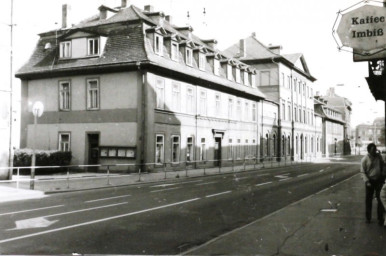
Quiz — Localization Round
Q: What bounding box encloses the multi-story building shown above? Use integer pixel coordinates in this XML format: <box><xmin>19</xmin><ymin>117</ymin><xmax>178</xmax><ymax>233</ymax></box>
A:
<box><xmin>225</xmin><ymin>35</ymin><xmax>318</xmax><ymax>160</ymax></box>
<box><xmin>16</xmin><ymin>2</ymin><xmax>276</xmax><ymax>171</ymax></box>
<box><xmin>318</xmin><ymin>87</ymin><xmax>353</xmax><ymax>154</ymax></box>
<box><xmin>356</xmin><ymin>117</ymin><xmax>385</xmax><ymax>147</ymax></box>
<box><xmin>314</xmin><ymin>97</ymin><xmax>345</xmax><ymax>156</ymax></box>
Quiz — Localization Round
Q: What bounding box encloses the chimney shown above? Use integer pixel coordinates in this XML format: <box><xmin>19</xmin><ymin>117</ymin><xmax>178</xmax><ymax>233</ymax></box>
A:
<box><xmin>327</xmin><ymin>87</ymin><xmax>335</xmax><ymax>96</ymax></box>
<box><xmin>251</xmin><ymin>32</ymin><xmax>256</xmax><ymax>38</ymax></box>
<box><xmin>239</xmin><ymin>39</ymin><xmax>246</xmax><ymax>58</ymax></box>
<box><xmin>121</xmin><ymin>0</ymin><xmax>127</xmax><ymax>8</ymax></box>
<box><xmin>203</xmin><ymin>39</ymin><xmax>217</xmax><ymax>50</ymax></box>
<box><xmin>165</xmin><ymin>15</ymin><xmax>172</xmax><ymax>24</ymax></box>
<box><xmin>268</xmin><ymin>44</ymin><xmax>282</xmax><ymax>54</ymax></box>
<box><xmin>62</xmin><ymin>4</ymin><xmax>71</xmax><ymax>29</ymax></box>
<box><xmin>144</xmin><ymin>5</ymin><xmax>154</xmax><ymax>12</ymax></box>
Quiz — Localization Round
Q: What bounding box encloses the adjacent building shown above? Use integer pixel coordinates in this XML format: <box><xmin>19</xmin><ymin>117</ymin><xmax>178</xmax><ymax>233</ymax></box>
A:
<box><xmin>356</xmin><ymin>117</ymin><xmax>385</xmax><ymax>148</ymax></box>
<box><xmin>16</xmin><ymin>2</ymin><xmax>277</xmax><ymax>171</ymax></box>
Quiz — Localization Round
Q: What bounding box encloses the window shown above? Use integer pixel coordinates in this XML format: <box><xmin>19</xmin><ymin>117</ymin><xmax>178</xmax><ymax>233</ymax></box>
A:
<box><xmin>228</xmin><ymin>98</ymin><xmax>233</xmax><ymax>119</ymax></box>
<box><xmin>228</xmin><ymin>139</ymin><xmax>233</xmax><ymax>159</ymax></box>
<box><xmin>260</xmin><ymin>71</ymin><xmax>270</xmax><ymax>86</ymax></box>
<box><xmin>215</xmin><ymin>94</ymin><xmax>221</xmax><ymax>116</ymax></box>
<box><xmin>281</xmin><ymin>103</ymin><xmax>285</xmax><ymax>120</ymax></box>
<box><xmin>156</xmin><ymin>79</ymin><xmax>165</xmax><ymax>109</ymax></box>
<box><xmin>87</xmin><ymin>79</ymin><xmax>99</xmax><ymax>110</ymax></box>
<box><xmin>303</xmin><ymin>110</ymin><xmax>306</xmax><ymax>123</ymax></box>
<box><xmin>251</xmin><ymin>74</ymin><xmax>256</xmax><ymax>87</ymax></box>
<box><xmin>294</xmin><ymin>107</ymin><xmax>297</xmax><ymax>121</ymax></box>
<box><xmin>294</xmin><ymin>79</ymin><xmax>297</xmax><ymax>91</ymax></box>
<box><xmin>154</xmin><ymin>34</ymin><xmax>163</xmax><ymax>56</ymax></box>
<box><xmin>214</xmin><ymin>59</ymin><xmax>220</xmax><ymax>75</ymax></box>
<box><xmin>299</xmin><ymin>109</ymin><xmax>302</xmax><ymax>122</ymax></box>
<box><xmin>172</xmin><ymin>82</ymin><xmax>180</xmax><ymax>112</ymax></box>
<box><xmin>87</xmin><ymin>38</ymin><xmax>100</xmax><ymax>56</ymax></box>
<box><xmin>281</xmin><ymin>72</ymin><xmax>285</xmax><ymax>87</ymax></box>
<box><xmin>200</xmin><ymin>138</ymin><xmax>206</xmax><ymax>161</ymax></box>
<box><xmin>236</xmin><ymin>68</ymin><xmax>241</xmax><ymax>83</ymax></box>
<box><xmin>59</xmin><ymin>81</ymin><xmax>70</xmax><ymax>111</ymax></box>
<box><xmin>186</xmin><ymin>137</ymin><xmax>193</xmax><ymax>161</ymax></box>
<box><xmin>237</xmin><ymin>100</ymin><xmax>242</xmax><ymax>121</ymax></box>
<box><xmin>199</xmin><ymin>53</ymin><xmax>206</xmax><ymax>70</ymax></box>
<box><xmin>171</xmin><ymin>42</ymin><xmax>179</xmax><ymax>61</ymax></box>
<box><xmin>252</xmin><ymin>103</ymin><xmax>256</xmax><ymax>122</ymax></box>
<box><xmin>227</xmin><ymin>65</ymin><xmax>232</xmax><ymax>80</ymax></box>
<box><xmin>186</xmin><ymin>87</ymin><xmax>194</xmax><ymax>113</ymax></box>
<box><xmin>288</xmin><ymin>105</ymin><xmax>291</xmax><ymax>121</ymax></box>
<box><xmin>186</xmin><ymin>47</ymin><xmax>193</xmax><ymax>66</ymax></box>
<box><xmin>155</xmin><ymin>134</ymin><xmax>164</xmax><ymax>164</ymax></box>
<box><xmin>303</xmin><ymin>84</ymin><xmax>306</xmax><ymax>96</ymax></box>
<box><xmin>199</xmin><ymin>90</ymin><xmax>207</xmax><ymax>115</ymax></box>
<box><xmin>287</xmin><ymin>76</ymin><xmax>291</xmax><ymax>89</ymax></box>
<box><xmin>171</xmin><ymin>136</ymin><xmax>180</xmax><ymax>163</ymax></box>
<box><xmin>287</xmin><ymin>135</ymin><xmax>291</xmax><ymax>155</ymax></box>
<box><xmin>244</xmin><ymin>71</ymin><xmax>249</xmax><ymax>86</ymax></box>
<box><xmin>59</xmin><ymin>133</ymin><xmax>70</xmax><ymax>152</ymax></box>
<box><xmin>244</xmin><ymin>102</ymin><xmax>249</xmax><ymax>121</ymax></box>
<box><xmin>59</xmin><ymin>41</ymin><xmax>71</xmax><ymax>58</ymax></box>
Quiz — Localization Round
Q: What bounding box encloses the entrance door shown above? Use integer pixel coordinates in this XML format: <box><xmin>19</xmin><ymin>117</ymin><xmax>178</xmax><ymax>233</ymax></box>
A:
<box><xmin>214</xmin><ymin>137</ymin><xmax>222</xmax><ymax>166</ymax></box>
<box><xmin>87</xmin><ymin>134</ymin><xmax>99</xmax><ymax>171</ymax></box>
<box><xmin>300</xmin><ymin>135</ymin><xmax>304</xmax><ymax>160</ymax></box>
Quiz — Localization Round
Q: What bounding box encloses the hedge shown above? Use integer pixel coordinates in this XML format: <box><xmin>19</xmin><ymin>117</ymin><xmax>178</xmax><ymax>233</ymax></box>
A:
<box><xmin>13</xmin><ymin>149</ymin><xmax>72</xmax><ymax>174</ymax></box>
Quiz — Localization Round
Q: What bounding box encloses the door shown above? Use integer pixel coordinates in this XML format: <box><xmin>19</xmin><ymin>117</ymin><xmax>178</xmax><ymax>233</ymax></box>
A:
<box><xmin>87</xmin><ymin>134</ymin><xmax>99</xmax><ymax>171</ymax></box>
<box><xmin>214</xmin><ymin>137</ymin><xmax>222</xmax><ymax>166</ymax></box>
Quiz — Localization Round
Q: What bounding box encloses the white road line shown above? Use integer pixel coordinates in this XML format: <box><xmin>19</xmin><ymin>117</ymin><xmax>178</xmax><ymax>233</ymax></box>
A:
<box><xmin>0</xmin><ymin>198</ymin><xmax>200</xmax><ymax>244</ymax></box>
<box><xmin>279</xmin><ymin>178</ymin><xmax>292</xmax><ymax>182</ymax></box>
<box><xmin>150</xmin><ymin>184</ymin><xmax>176</xmax><ymax>188</ymax></box>
<box><xmin>319</xmin><ymin>169</ymin><xmax>325</xmax><ymax>172</ymax></box>
<box><xmin>150</xmin><ymin>187</ymin><xmax>181</xmax><ymax>193</ymax></box>
<box><xmin>233</xmin><ymin>177</ymin><xmax>250</xmax><ymax>181</ymax></box>
<box><xmin>279</xmin><ymin>173</ymin><xmax>290</xmax><ymax>176</ymax></box>
<box><xmin>297</xmin><ymin>173</ymin><xmax>309</xmax><ymax>178</ymax></box>
<box><xmin>255</xmin><ymin>173</ymin><xmax>270</xmax><ymax>177</ymax></box>
<box><xmin>0</xmin><ymin>205</ymin><xmax>65</xmax><ymax>217</ymax></box>
<box><xmin>255</xmin><ymin>181</ymin><xmax>273</xmax><ymax>187</ymax></box>
<box><xmin>195</xmin><ymin>181</ymin><xmax>218</xmax><ymax>186</ymax></box>
<box><xmin>205</xmin><ymin>191</ymin><xmax>232</xmax><ymax>198</ymax></box>
<box><xmin>85</xmin><ymin>195</ymin><xmax>131</xmax><ymax>203</ymax></box>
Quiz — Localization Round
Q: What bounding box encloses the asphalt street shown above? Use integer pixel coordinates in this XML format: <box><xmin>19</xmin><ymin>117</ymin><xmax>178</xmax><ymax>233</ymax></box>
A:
<box><xmin>0</xmin><ymin>161</ymin><xmax>358</xmax><ymax>255</ymax></box>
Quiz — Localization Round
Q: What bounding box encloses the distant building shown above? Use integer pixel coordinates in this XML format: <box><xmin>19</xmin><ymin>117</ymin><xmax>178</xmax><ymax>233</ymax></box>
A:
<box><xmin>225</xmin><ymin>35</ymin><xmax>319</xmax><ymax>161</ymax></box>
<box><xmin>16</xmin><ymin>3</ymin><xmax>274</xmax><ymax>171</ymax></box>
<box><xmin>0</xmin><ymin>91</ymin><xmax>10</xmax><ymax>178</ymax></box>
<box><xmin>356</xmin><ymin>117</ymin><xmax>385</xmax><ymax>147</ymax></box>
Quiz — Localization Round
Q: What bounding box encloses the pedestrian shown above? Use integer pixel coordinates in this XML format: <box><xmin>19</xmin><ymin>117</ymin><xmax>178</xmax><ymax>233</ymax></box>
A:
<box><xmin>360</xmin><ymin>143</ymin><xmax>385</xmax><ymax>225</ymax></box>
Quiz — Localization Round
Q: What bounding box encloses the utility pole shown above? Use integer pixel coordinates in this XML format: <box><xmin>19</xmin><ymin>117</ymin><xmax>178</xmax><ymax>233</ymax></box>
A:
<box><xmin>8</xmin><ymin>0</ymin><xmax>14</xmax><ymax>179</ymax></box>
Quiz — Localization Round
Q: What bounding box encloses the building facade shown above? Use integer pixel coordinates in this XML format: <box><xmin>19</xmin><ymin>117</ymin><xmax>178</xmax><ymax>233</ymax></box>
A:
<box><xmin>16</xmin><ymin>3</ymin><xmax>276</xmax><ymax>171</ymax></box>
<box><xmin>356</xmin><ymin>117</ymin><xmax>385</xmax><ymax>148</ymax></box>
<box><xmin>225</xmin><ymin>35</ymin><xmax>320</xmax><ymax>161</ymax></box>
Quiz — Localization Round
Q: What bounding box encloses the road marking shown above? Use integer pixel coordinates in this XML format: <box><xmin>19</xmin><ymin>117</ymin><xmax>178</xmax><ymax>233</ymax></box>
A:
<box><xmin>0</xmin><ymin>198</ymin><xmax>200</xmax><ymax>244</ymax></box>
<box><xmin>85</xmin><ymin>195</ymin><xmax>131</xmax><ymax>203</ymax></box>
<box><xmin>279</xmin><ymin>178</ymin><xmax>292</xmax><ymax>182</ymax></box>
<box><xmin>319</xmin><ymin>169</ymin><xmax>325</xmax><ymax>172</ymax></box>
<box><xmin>205</xmin><ymin>191</ymin><xmax>232</xmax><ymax>198</ymax></box>
<box><xmin>233</xmin><ymin>177</ymin><xmax>250</xmax><ymax>181</ymax></box>
<box><xmin>195</xmin><ymin>181</ymin><xmax>218</xmax><ymax>186</ymax></box>
<box><xmin>255</xmin><ymin>181</ymin><xmax>273</xmax><ymax>187</ymax></box>
<box><xmin>255</xmin><ymin>173</ymin><xmax>270</xmax><ymax>177</ymax></box>
<box><xmin>150</xmin><ymin>187</ymin><xmax>181</xmax><ymax>193</ymax></box>
<box><xmin>8</xmin><ymin>217</ymin><xmax>58</xmax><ymax>231</ymax></box>
<box><xmin>297</xmin><ymin>173</ymin><xmax>309</xmax><ymax>178</ymax></box>
<box><xmin>275</xmin><ymin>174</ymin><xmax>289</xmax><ymax>179</ymax></box>
<box><xmin>0</xmin><ymin>205</ymin><xmax>64</xmax><ymax>217</ymax></box>
<box><xmin>150</xmin><ymin>184</ymin><xmax>176</xmax><ymax>188</ymax></box>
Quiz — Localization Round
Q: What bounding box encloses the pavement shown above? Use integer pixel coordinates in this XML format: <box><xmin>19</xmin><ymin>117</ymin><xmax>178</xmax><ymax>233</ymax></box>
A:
<box><xmin>1</xmin><ymin>155</ymin><xmax>385</xmax><ymax>255</ymax></box>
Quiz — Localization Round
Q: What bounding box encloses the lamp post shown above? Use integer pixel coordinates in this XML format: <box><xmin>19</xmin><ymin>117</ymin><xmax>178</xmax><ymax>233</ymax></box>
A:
<box><xmin>30</xmin><ymin>101</ymin><xmax>44</xmax><ymax>190</ymax></box>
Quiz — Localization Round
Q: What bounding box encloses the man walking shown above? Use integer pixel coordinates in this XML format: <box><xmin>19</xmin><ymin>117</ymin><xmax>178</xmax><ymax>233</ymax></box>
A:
<box><xmin>360</xmin><ymin>143</ymin><xmax>385</xmax><ymax>225</ymax></box>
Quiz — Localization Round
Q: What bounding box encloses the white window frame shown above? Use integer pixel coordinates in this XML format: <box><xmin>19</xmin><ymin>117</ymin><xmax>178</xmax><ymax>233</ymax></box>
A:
<box><xmin>251</xmin><ymin>74</ymin><xmax>256</xmax><ymax>87</ymax></box>
<box><xmin>171</xmin><ymin>41</ymin><xmax>179</xmax><ymax>61</ymax></box>
<box><xmin>236</xmin><ymin>68</ymin><xmax>241</xmax><ymax>83</ymax></box>
<box><xmin>237</xmin><ymin>100</ymin><xmax>242</xmax><ymax>121</ymax></box>
<box><xmin>172</xmin><ymin>82</ymin><xmax>180</xmax><ymax>112</ymax></box>
<box><xmin>156</xmin><ymin>79</ymin><xmax>165</xmax><ymax>110</ymax></box>
<box><xmin>214</xmin><ymin>59</ymin><xmax>220</xmax><ymax>76</ymax></box>
<box><xmin>87</xmin><ymin>79</ymin><xmax>100</xmax><ymax>110</ymax></box>
<box><xmin>154</xmin><ymin>34</ymin><xmax>163</xmax><ymax>56</ymax></box>
<box><xmin>59</xmin><ymin>41</ymin><xmax>71</xmax><ymax>58</ymax></box>
<box><xmin>58</xmin><ymin>132</ymin><xmax>71</xmax><ymax>152</ymax></box>
<box><xmin>252</xmin><ymin>103</ymin><xmax>256</xmax><ymax>122</ymax></box>
<box><xmin>199</xmin><ymin>90</ymin><xmax>207</xmax><ymax>116</ymax></box>
<box><xmin>186</xmin><ymin>86</ymin><xmax>194</xmax><ymax>114</ymax></box>
<box><xmin>186</xmin><ymin>136</ymin><xmax>194</xmax><ymax>162</ymax></box>
<box><xmin>228</xmin><ymin>98</ymin><xmax>233</xmax><ymax>119</ymax></box>
<box><xmin>244</xmin><ymin>71</ymin><xmax>249</xmax><ymax>86</ymax></box>
<box><xmin>199</xmin><ymin>53</ymin><xmax>206</xmax><ymax>71</ymax></box>
<box><xmin>155</xmin><ymin>134</ymin><xmax>165</xmax><ymax>164</ymax></box>
<box><xmin>227</xmin><ymin>65</ymin><xmax>232</xmax><ymax>80</ymax></box>
<box><xmin>171</xmin><ymin>135</ymin><xmax>180</xmax><ymax>163</ymax></box>
<box><xmin>186</xmin><ymin>47</ymin><xmax>193</xmax><ymax>66</ymax></box>
<box><xmin>87</xmin><ymin>37</ymin><xmax>100</xmax><ymax>56</ymax></box>
<box><xmin>244</xmin><ymin>102</ymin><xmax>249</xmax><ymax>121</ymax></box>
<box><xmin>59</xmin><ymin>81</ymin><xmax>71</xmax><ymax>111</ymax></box>
<box><xmin>215</xmin><ymin>93</ymin><xmax>221</xmax><ymax>116</ymax></box>
<box><xmin>200</xmin><ymin>138</ymin><xmax>206</xmax><ymax>161</ymax></box>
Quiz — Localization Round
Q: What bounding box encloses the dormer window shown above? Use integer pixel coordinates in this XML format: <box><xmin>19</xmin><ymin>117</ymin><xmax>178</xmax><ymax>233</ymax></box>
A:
<box><xmin>87</xmin><ymin>38</ymin><xmax>100</xmax><ymax>56</ymax></box>
<box><xmin>244</xmin><ymin>71</ymin><xmax>249</xmax><ymax>86</ymax></box>
<box><xmin>171</xmin><ymin>41</ymin><xmax>179</xmax><ymax>61</ymax></box>
<box><xmin>214</xmin><ymin>59</ymin><xmax>220</xmax><ymax>76</ymax></box>
<box><xmin>227</xmin><ymin>65</ymin><xmax>232</xmax><ymax>80</ymax></box>
<box><xmin>251</xmin><ymin>74</ymin><xmax>256</xmax><ymax>87</ymax></box>
<box><xmin>60</xmin><ymin>41</ymin><xmax>71</xmax><ymax>58</ymax></box>
<box><xmin>199</xmin><ymin>53</ymin><xmax>206</xmax><ymax>71</ymax></box>
<box><xmin>154</xmin><ymin>34</ymin><xmax>163</xmax><ymax>56</ymax></box>
<box><xmin>186</xmin><ymin>47</ymin><xmax>193</xmax><ymax>66</ymax></box>
<box><xmin>236</xmin><ymin>68</ymin><xmax>241</xmax><ymax>83</ymax></box>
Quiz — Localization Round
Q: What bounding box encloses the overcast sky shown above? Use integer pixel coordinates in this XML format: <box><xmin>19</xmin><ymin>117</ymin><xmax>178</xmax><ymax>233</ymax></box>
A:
<box><xmin>0</xmin><ymin>0</ymin><xmax>384</xmax><ymax>128</ymax></box>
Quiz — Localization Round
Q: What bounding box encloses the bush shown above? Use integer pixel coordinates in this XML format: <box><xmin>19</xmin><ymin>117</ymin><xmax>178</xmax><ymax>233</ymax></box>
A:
<box><xmin>13</xmin><ymin>149</ymin><xmax>72</xmax><ymax>174</ymax></box>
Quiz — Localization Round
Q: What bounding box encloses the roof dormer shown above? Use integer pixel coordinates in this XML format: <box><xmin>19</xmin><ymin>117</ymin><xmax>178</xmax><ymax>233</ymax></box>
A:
<box><xmin>98</xmin><ymin>5</ymin><xmax>118</xmax><ymax>20</ymax></box>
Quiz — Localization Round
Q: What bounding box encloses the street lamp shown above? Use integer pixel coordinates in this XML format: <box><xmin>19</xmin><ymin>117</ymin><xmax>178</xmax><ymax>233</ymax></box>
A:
<box><xmin>30</xmin><ymin>101</ymin><xmax>44</xmax><ymax>190</ymax></box>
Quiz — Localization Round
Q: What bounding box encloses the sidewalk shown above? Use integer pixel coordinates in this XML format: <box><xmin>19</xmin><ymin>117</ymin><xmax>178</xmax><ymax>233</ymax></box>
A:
<box><xmin>184</xmin><ymin>173</ymin><xmax>386</xmax><ymax>256</ymax></box>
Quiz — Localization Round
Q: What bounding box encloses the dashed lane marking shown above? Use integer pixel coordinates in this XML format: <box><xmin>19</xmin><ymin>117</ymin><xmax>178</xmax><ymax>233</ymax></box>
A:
<box><xmin>0</xmin><ymin>205</ymin><xmax>65</xmax><ymax>217</ymax></box>
<box><xmin>255</xmin><ymin>181</ymin><xmax>273</xmax><ymax>187</ymax></box>
<box><xmin>195</xmin><ymin>181</ymin><xmax>218</xmax><ymax>186</ymax></box>
<box><xmin>297</xmin><ymin>173</ymin><xmax>309</xmax><ymax>178</ymax></box>
<box><xmin>205</xmin><ymin>191</ymin><xmax>232</xmax><ymax>198</ymax></box>
<box><xmin>0</xmin><ymin>198</ymin><xmax>200</xmax><ymax>244</ymax></box>
<box><xmin>150</xmin><ymin>187</ymin><xmax>182</xmax><ymax>193</ymax></box>
<box><xmin>85</xmin><ymin>195</ymin><xmax>131</xmax><ymax>203</ymax></box>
